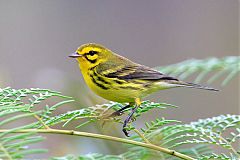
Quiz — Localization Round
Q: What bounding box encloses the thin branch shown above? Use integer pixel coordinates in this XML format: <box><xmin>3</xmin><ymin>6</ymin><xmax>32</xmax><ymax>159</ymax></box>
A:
<box><xmin>0</xmin><ymin>144</ymin><xmax>12</xmax><ymax>160</ymax></box>
<box><xmin>218</xmin><ymin>135</ymin><xmax>239</xmax><ymax>157</ymax></box>
<box><xmin>134</xmin><ymin>129</ymin><xmax>151</xmax><ymax>144</ymax></box>
<box><xmin>32</xmin><ymin>114</ymin><xmax>50</xmax><ymax>129</ymax></box>
<box><xmin>0</xmin><ymin>129</ymin><xmax>196</xmax><ymax>160</ymax></box>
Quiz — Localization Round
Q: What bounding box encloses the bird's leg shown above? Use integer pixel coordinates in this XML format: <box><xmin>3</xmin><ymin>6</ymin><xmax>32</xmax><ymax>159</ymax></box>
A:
<box><xmin>122</xmin><ymin>98</ymin><xmax>141</xmax><ymax>137</ymax></box>
<box><xmin>122</xmin><ymin>105</ymin><xmax>139</xmax><ymax>136</ymax></box>
<box><xmin>102</xmin><ymin>104</ymin><xmax>131</xmax><ymax>128</ymax></box>
<box><xmin>108</xmin><ymin>104</ymin><xmax>131</xmax><ymax>117</ymax></box>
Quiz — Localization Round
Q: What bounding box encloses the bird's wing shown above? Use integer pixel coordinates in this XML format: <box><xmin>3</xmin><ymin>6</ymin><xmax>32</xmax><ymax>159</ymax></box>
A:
<box><xmin>96</xmin><ymin>59</ymin><xmax>218</xmax><ymax>91</ymax></box>
<box><xmin>97</xmin><ymin>62</ymin><xmax>178</xmax><ymax>81</ymax></box>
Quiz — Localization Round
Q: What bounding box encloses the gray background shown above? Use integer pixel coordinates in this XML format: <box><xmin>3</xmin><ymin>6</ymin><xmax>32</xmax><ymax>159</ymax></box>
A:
<box><xmin>0</xmin><ymin>0</ymin><xmax>239</xmax><ymax>158</ymax></box>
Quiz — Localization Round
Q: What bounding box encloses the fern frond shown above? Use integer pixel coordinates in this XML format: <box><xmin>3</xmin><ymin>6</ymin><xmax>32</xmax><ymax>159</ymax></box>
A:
<box><xmin>0</xmin><ymin>87</ymin><xmax>72</xmax><ymax>120</ymax></box>
<box><xmin>0</xmin><ymin>87</ymin><xmax>72</xmax><ymax>159</ymax></box>
<box><xmin>162</xmin><ymin>144</ymin><xmax>212</xmax><ymax>160</ymax></box>
<box><xmin>121</xmin><ymin>115</ymin><xmax>239</xmax><ymax>160</ymax></box>
<box><xmin>177</xmin><ymin>144</ymin><xmax>212</xmax><ymax>159</ymax></box>
<box><xmin>135</xmin><ymin>101</ymin><xmax>178</xmax><ymax>118</ymax></box>
<box><xmin>45</xmin><ymin>108</ymin><xmax>96</xmax><ymax>127</ymax></box>
<box><xmin>199</xmin><ymin>153</ymin><xmax>232</xmax><ymax>160</ymax></box>
<box><xmin>0</xmin><ymin>112</ymin><xmax>47</xmax><ymax>159</ymax></box>
<box><xmin>46</xmin><ymin>101</ymin><xmax>177</xmax><ymax>129</ymax></box>
<box><xmin>141</xmin><ymin>118</ymin><xmax>180</xmax><ymax>134</ymax></box>
<box><xmin>157</xmin><ymin>56</ymin><xmax>240</xmax><ymax>85</ymax></box>
<box><xmin>147</xmin><ymin>115</ymin><xmax>240</xmax><ymax>159</ymax></box>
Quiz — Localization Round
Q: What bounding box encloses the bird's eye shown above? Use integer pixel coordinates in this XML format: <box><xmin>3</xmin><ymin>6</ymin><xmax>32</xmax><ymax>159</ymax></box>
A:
<box><xmin>89</xmin><ymin>50</ymin><xmax>97</xmax><ymax>56</ymax></box>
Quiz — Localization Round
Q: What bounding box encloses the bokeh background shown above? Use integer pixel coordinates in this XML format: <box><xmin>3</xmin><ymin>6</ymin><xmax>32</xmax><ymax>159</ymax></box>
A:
<box><xmin>0</xmin><ymin>0</ymin><xmax>239</xmax><ymax>158</ymax></box>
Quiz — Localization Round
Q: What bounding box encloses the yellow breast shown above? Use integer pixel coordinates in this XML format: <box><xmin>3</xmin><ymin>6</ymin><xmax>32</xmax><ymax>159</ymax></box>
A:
<box><xmin>79</xmin><ymin>63</ymin><xmax>148</xmax><ymax>102</ymax></box>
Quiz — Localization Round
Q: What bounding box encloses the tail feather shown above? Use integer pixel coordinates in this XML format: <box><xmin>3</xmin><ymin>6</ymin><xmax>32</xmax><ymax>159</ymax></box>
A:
<box><xmin>173</xmin><ymin>81</ymin><xmax>219</xmax><ymax>91</ymax></box>
<box><xmin>181</xmin><ymin>82</ymin><xmax>219</xmax><ymax>91</ymax></box>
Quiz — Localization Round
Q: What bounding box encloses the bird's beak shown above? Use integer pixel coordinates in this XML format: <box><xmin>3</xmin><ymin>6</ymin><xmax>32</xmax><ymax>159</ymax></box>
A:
<box><xmin>69</xmin><ymin>52</ymin><xmax>82</xmax><ymax>58</ymax></box>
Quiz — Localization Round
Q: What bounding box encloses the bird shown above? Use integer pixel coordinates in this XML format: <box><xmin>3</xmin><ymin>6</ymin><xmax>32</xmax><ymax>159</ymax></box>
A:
<box><xmin>69</xmin><ymin>43</ymin><xmax>218</xmax><ymax>136</ymax></box>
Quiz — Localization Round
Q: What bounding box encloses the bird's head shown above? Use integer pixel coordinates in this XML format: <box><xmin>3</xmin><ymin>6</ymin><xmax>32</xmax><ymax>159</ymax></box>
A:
<box><xmin>69</xmin><ymin>43</ymin><xmax>111</xmax><ymax>69</ymax></box>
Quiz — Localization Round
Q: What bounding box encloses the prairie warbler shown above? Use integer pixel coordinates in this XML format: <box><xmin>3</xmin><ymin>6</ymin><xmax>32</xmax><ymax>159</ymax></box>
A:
<box><xmin>69</xmin><ymin>43</ymin><xmax>218</xmax><ymax>136</ymax></box>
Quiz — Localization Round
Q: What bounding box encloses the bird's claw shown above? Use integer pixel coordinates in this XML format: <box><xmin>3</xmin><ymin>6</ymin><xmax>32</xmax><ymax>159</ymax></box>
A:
<box><xmin>122</xmin><ymin>128</ymin><xmax>130</xmax><ymax>137</ymax></box>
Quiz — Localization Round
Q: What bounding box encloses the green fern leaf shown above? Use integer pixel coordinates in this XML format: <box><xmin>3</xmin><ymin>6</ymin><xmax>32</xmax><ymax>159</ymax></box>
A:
<box><xmin>157</xmin><ymin>56</ymin><xmax>240</xmax><ymax>86</ymax></box>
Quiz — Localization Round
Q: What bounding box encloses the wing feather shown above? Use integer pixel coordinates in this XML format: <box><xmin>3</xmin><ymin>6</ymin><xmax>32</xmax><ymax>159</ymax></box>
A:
<box><xmin>98</xmin><ymin>64</ymin><xmax>178</xmax><ymax>81</ymax></box>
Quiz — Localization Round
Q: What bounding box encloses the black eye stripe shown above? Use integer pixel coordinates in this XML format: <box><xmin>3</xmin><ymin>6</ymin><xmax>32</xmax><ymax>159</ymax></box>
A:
<box><xmin>85</xmin><ymin>55</ymin><xmax>97</xmax><ymax>63</ymax></box>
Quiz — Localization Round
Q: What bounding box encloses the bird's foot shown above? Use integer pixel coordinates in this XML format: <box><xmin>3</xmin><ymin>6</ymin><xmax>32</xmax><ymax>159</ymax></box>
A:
<box><xmin>122</xmin><ymin>127</ymin><xmax>130</xmax><ymax>137</ymax></box>
<box><xmin>123</xmin><ymin>118</ymin><xmax>130</xmax><ymax>137</ymax></box>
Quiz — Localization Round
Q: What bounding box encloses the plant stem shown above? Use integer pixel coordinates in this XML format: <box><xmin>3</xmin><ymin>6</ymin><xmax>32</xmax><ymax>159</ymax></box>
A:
<box><xmin>33</xmin><ymin>114</ymin><xmax>50</xmax><ymax>129</ymax></box>
<box><xmin>134</xmin><ymin>129</ymin><xmax>150</xmax><ymax>144</ymax></box>
<box><xmin>0</xmin><ymin>129</ymin><xmax>196</xmax><ymax>160</ymax></box>
<box><xmin>0</xmin><ymin>144</ymin><xmax>12</xmax><ymax>160</ymax></box>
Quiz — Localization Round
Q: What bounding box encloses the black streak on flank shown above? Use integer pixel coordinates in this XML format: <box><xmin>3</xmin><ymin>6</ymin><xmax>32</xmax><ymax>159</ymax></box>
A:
<box><xmin>93</xmin><ymin>71</ymin><xmax>111</xmax><ymax>85</ymax></box>
<box><xmin>89</xmin><ymin>73</ymin><xmax>109</xmax><ymax>90</ymax></box>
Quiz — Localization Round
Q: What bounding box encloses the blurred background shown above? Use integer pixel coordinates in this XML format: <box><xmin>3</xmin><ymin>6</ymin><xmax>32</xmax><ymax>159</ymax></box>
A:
<box><xmin>0</xmin><ymin>0</ymin><xmax>239</xmax><ymax>158</ymax></box>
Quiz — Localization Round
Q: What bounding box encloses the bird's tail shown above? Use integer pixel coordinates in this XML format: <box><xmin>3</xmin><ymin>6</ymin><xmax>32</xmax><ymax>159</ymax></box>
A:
<box><xmin>173</xmin><ymin>81</ymin><xmax>219</xmax><ymax>91</ymax></box>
